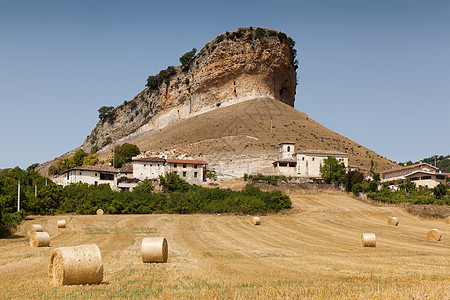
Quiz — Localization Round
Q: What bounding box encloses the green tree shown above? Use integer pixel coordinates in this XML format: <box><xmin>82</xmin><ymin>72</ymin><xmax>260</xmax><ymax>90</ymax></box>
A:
<box><xmin>372</xmin><ymin>173</ymin><xmax>381</xmax><ymax>182</ymax></box>
<box><xmin>179</xmin><ymin>48</ymin><xmax>197</xmax><ymax>67</ymax></box>
<box><xmin>400</xmin><ymin>179</ymin><xmax>416</xmax><ymax>194</ymax></box>
<box><xmin>320</xmin><ymin>156</ymin><xmax>346</xmax><ymax>184</ymax></box>
<box><xmin>158</xmin><ymin>172</ymin><xmax>191</xmax><ymax>193</ymax></box>
<box><xmin>345</xmin><ymin>170</ymin><xmax>364</xmax><ymax>192</ymax></box>
<box><xmin>206</xmin><ymin>171</ymin><xmax>217</xmax><ymax>182</ymax></box>
<box><xmin>433</xmin><ymin>183</ymin><xmax>447</xmax><ymax>199</ymax></box>
<box><xmin>98</xmin><ymin>106</ymin><xmax>114</xmax><ymax>119</ymax></box>
<box><xmin>113</xmin><ymin>143</ymin><xmax>140</xmax><ymax>168</ymax></box>
<box><xmin>72</xmin><ymin>149</ymin><xmax>88</xmax><ymax>167</ymax></box>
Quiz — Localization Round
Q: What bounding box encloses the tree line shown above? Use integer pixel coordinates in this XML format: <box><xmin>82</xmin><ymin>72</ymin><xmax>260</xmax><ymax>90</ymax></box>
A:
<box><xmin>1</xmin><ymin>167</ymin><xmax>291</xmax><ymax>237</ymax></box>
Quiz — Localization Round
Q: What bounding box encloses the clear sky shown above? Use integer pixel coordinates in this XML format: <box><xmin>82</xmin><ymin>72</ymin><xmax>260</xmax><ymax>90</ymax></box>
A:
<box><xmin>1</xmin><ymin>0</ymin><xmax>449</xmax><ymax>169</ymax></box>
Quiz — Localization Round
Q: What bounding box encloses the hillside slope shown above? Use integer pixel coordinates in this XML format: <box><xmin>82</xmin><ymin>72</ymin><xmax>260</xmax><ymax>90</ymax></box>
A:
<box><xmin>95</xmin><ymin>98</ymin><xmax>396</xmax><ymax>176</ymax></box>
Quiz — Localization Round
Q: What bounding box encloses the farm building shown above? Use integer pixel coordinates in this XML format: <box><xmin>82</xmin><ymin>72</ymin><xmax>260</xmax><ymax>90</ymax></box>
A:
<box><xmin>273</xmin><ymin>142</ymin><xmax>349</xmax><ymax>178</ymax></box>
<box><xmin>381</xmin><ymin>162</ymin><xmax>448</xmax><ymax>188</ymax></box>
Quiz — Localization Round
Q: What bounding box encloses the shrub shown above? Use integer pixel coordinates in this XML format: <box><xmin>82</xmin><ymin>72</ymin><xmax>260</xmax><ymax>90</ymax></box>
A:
<box><xmin>179</xmin><ymin>48</ymin><xmax>197</xmax><ymax>67</ymax></box>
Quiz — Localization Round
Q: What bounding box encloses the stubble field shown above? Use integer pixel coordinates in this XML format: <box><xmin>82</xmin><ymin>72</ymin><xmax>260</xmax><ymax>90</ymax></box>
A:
<box><xmin>0</xmin><ymin>190</ymin><xmax>449</xmax><ymax>299</ymax></box>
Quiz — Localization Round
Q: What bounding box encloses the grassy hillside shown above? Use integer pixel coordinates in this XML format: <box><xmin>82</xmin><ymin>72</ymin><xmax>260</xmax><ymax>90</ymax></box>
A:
<box><xmin>97</xmin><ymin>98</ymin><xmax>397</xmax><ymax>174</ymax></box>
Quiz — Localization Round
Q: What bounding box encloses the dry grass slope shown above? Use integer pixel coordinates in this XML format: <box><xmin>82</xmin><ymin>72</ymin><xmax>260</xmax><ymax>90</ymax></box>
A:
<box><xmin>97</xmin><ymin>98</ymin><xmax>397</xmax><ymax>174</ymax></box>
<box><xmin>1</xmin><ymin>190</ymin><xmax>448</xmax><ymax>298</ymax></box>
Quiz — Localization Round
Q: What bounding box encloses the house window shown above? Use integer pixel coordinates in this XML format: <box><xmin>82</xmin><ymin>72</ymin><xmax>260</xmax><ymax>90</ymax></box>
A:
<box><xmin>100</xmin><ymin>173</ymin><xmax>114</xmax><ymax>181</ymax></box>
<box><xmin>94</xmin><ymin>181</ymin><xmax>98</xmax><ymax>185</ymax></box>
<box><xmin>312</xmin><ymin>158</ymin><xmax>315</xmax><ymax>161</ymax></box>
<box><xmin>302</xmin><ymin>157</ymin><xmax>305</xmax><ymax>161</ymax></box>
<box><xmin>144</xmin><ymin>164</ymin><xmax>146</xmax><ymax>167</ymax></box>
<box><xmin>150</xmin><ymin>164</ymin><xmax>152</xmax><ymax>167</ymax></box>
<box><xmin>174</xmin><ymin>164</ymin><xmax>177</xmax><ymax>168</ymax></box>
<box><xmin>183</xmin><ymin>164</ymin><xmax>187</xmax><ymax>168</ymax></box>
<box><xmin>183</xmin><ymin>171</ymin><xmax>187</xmax><ymax>177</ymax></box>
<box><xmin>287</xmin><ymin>146</ymin><xmax>290</xmax><ymax>152</ymax></box>
<box><xmin>95</xmin><ymin>173</ymin><xmax>98</xmax><ymax>177</ymax></box>
<box><xmin>421</xmin><ymin>176</ymin><xmax>431</xmax><ymax>180</ymax></box>
<box><xmin>194</xmin><ymin>165</ymin><xmax>197</xmax><ymax>169</ymax></box>
<box><xmin>174</xmin><ymin>171</ymin><xmax>177</xmax><ymax>174</ymax></box>
<box><xmin>194</xmin><ymin>172</ymin><xmax>198</xmax><ymax>178</ymax></box>
<box><xmin>79</xmin><ymin>172</ymin><xmax>82</xmax><ymax>175</ymax></box>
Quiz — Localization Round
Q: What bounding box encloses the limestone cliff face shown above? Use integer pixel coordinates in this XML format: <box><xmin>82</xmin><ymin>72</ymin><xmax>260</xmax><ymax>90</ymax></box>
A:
<box><xmin>82</xmin><ymin>28</ymin><xmax>297</xmax><ymax>153</ymax></box>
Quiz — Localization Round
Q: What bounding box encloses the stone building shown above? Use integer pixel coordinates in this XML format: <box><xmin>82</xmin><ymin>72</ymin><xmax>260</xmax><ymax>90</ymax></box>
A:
<box><xmin>132</xmin><ymin>157</ymin><xmax>208</xmax><ymax>185</ymax></box>
<box><xmin>273</xmin><ymin>142</ymin><xmax>348</xmax><ymax>178</ymax></box>
<box><xmin>55</xmin><ymin>157</ymin><xmax>208</xmax><ymax>191</ymax></box>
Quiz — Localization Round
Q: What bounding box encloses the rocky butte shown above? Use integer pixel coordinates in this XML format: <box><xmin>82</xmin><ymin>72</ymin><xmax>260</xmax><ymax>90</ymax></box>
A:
<box><xmin>84</xmin><ymin>27</ymin><xmax>297</xmax><ymax>153</ymax></box>
<box><xmin>40</xmin><ymin>27</ymin><xmax>396</xmax><ymax>176</ymax></box>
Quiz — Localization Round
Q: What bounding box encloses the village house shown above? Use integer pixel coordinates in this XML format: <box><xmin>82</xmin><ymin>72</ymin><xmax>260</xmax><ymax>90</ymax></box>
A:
<box><xmin>273</xmin><ymin>142</ymin><xmax>349</xmax><ymax>178</ymax></box>
<box><xmin>55</xmin><ymin>157</ymin><xmax>208</xmax><ymax>191</ymax></box>
<box><xmin>132</xmin><ymin>157</ymin><xmax>208</xmax><ymax>185</ymax></box>
<box><xmin>381</xmin><ymin>162</ymin><xmax>448</xmax><ymax>188</ymax></box>
<box><xmin>55</xmin><ymin>165</ymin><xmax>120</xmax><ymax>189</ymax></box>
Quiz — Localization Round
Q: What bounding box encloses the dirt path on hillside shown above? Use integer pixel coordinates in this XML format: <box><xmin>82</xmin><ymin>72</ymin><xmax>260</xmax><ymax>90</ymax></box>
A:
<box><xmin>0</xmin><ymin>191</ymin><xmax>448</xmax><ymax>299</ymax></box>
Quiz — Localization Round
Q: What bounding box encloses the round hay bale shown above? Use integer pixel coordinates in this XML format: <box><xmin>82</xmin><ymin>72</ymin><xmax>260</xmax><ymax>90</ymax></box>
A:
<box><xmin>387</xmin><ymin>217</ymin><xmax>399</xmax><ymax>226</ymax></box>
<box><xmin>141</xmin><ymin>237</ymin><xmax>168</xmax><ymax>263</ymax></box>
<box><xmin>27</xmin><ymin>224</ymin><xmax>43</xmax><ymax>236</ymax></box>
<box><xmin>49</xmin><ymin>244</ymin><xmax>103</xmax><ymax>285</ymax></box>
<box><xmin>30</xmin><ymin>231</ymin><xmax>50</xmax><ymax>247</ymax></box>
<box><xmin>445</xmin><ymin>216</ymin><xmax>450</xmax><ymax>224</ymax></box>
<box><xmin>96</xmin><ymin>209</ymin><xmax>104</xmax><ymax>216</ymax></box>
<box><xmin>361</xmin><ymin>233</ymin><xmax>376</xmax><ymax>247</ymax></box>
<box><xmin>250</xmin><ymin>216</ymin><xmax>261</xmax><ymax>225</ymax></box>
<box><xmin>427</xmin><ymin>229</ymin><xmax>442</xmax><ymax>241</ymax></box>
<box><xmin>57</xmin><ymin>220</ymin><xmax>66</xmax><ymax>228</ymax></box>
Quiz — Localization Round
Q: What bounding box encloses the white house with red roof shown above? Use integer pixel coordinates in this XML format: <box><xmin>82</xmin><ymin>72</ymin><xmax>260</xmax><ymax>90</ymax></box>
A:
<box><xmin>273</xmin><ymin>142</ymin><xmax>349</xmax><ymax>178</ymax></box>
<box><xmin>381</xmin><ymin>162</ymin><xmax>447</xmax><ymax>188</ymax></box>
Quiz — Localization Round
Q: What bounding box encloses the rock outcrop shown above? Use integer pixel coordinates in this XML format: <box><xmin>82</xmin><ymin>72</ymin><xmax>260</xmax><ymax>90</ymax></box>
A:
<box><xmin>83</xmin><ymin>27</ymin><xmax>297</xmax><ymax>153</ymax></box>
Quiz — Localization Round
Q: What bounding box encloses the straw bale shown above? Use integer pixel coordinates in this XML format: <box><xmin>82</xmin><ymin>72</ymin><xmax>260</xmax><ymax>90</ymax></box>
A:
<box><xmin>445</xmin><ymin>216</ymin><xmax>450</xmax><ymax>224</ymax></box>
<box><xmin>96</xmin><ymin>209</ymin><xmax>104</xmax><ymax>215</ymax></box>
<box><xmin>27</xmin><ymin>224</ymin><xmax>43</xmax><ymax>236</ymax></box>
<box><xmin>387</xmin><ymin>217</ymin><xmax>399</xmax><ymax>226</ymax></box>
<box><xmin>361</xmin><ymin>233</ymin><xmax>376</xmax><ymax>247</ymax></box>
<box><xmin>49</xmin><ymin>244</ymin><xmax>103</xmax><ymax>285</ymax></box>
<box><xmin>427</xmin><ymin>229</ymin><xmax>442</xmax><ymax>242</ymax></box>
<box><xmin>57</xmin><ymin>220</ymin><xmax>66</xmax><ymax>228</ymax></box>
<box><xmin>141</xmin><ymin>237</ymin><xmax>168</xmax><ymax>263</ymax></box>
<box><xmin>250</xmin><ymin>216</ymin><xmax>261</xmax><ymax>225</ymax></box>
<box><xmin>30</xmin><ymin>231</ymin><xmax>50</xmax><ymax>247</ymax></box>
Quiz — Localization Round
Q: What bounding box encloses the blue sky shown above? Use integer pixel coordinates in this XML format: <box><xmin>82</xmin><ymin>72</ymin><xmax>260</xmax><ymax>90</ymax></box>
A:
<box><xmin>1</xmin><ymin>0</ymin><xmax>449</xmax><ymax>169</ymax></box>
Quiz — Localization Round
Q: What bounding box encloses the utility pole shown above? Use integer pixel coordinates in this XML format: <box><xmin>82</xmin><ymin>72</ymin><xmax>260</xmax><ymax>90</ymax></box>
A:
<box><xmin>270</xmin><ymin>115</ymin><xmax>273</xmax><ymax>138</ymax></box>
<box><xmin>17</xmin><ymin>181</ymin><xmax>20</xmax><ymax>212</ymax></box>
<box><xmin>247</xmin><ymin>154</ymin><xmax>250</xmax><ymax>175</ymax></box>
<box><xmin>112</xmin><ymin>137</ymin><xmax>115</xmax><ymax>168</ymax></box>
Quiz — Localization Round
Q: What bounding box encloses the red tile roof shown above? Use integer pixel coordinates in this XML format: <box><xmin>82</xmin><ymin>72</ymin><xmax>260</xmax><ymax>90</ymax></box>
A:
<box><xmin>132</xmin><ymin>156</ymin><xmax>166</xmax><ymax>162</ymax></box>
<box><xmin>381</xmin><ymin>162</ymin><xmax>438</xmax><ymax>174</ymax></box>
<box><xmin>297</xmin><ymin>149</ymin><xmax>347</xmax><ymax>156</ymax></box>
<box><xmin>167</xmin><ymin>159</ymin><xmax>208</xmax><ymax>165</ymax></box>
<box><xmin>62</xmin><ymin>165</ymin><xmax>119</xmax><ymax>174</ymax></box>
<box><xmin>120</xmin><ymin>163</ymin><xmax>133</xmax><ymax>173</ymax></box>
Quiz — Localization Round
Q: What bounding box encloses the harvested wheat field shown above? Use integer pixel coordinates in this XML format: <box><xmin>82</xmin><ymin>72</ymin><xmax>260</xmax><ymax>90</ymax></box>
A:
<box><xmin>1</xmin><ymin>190</ymin><xmax>449</xmax><ymax>299</ymax></box>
